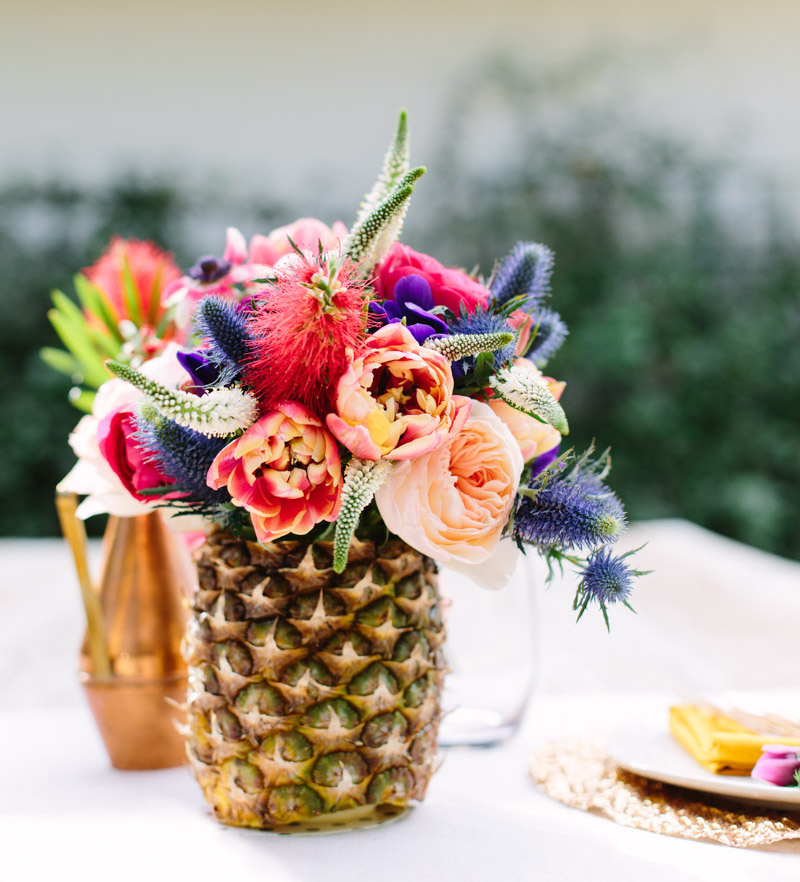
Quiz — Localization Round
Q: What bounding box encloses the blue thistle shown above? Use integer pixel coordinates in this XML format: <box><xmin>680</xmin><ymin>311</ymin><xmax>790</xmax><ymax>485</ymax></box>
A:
<box><xmin>193</xmin><ymin>296</ymin><xmax>252</xmax><ymax>385</ymax></box>
<box><xmin>491</xmin><ymin>242</ymin><xmax>554</xmax><ymax>308</ymax></box>
<box><xmin>574</xmin><ymin>546</ymin><xmax>646</xmax><ymax>627</ymax></box>
<box><xmin>524</xmin><ymin>307</ymin><xmax>569</xmax><ymax>367</ymax></box>
<box><xmin>450</xmin><ymin>305</ymin><xmax>516</xmax><ymax>376</ymax></box>
<box><xmin>135</xmin><ymin>411</ymin><xmax>230</xmax><ymax>506</ymax></box>
<box><xmin>513</xmin><ymin>451</ymin><xmax>626</xmax><ymax>552</ymax></box>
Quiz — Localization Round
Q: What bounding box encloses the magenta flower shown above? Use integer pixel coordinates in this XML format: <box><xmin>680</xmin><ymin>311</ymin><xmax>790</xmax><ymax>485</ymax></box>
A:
<box><xmin>751</xmin><ymin>745</ymin><xmax>800</xmax><ymax>787</ymax></box>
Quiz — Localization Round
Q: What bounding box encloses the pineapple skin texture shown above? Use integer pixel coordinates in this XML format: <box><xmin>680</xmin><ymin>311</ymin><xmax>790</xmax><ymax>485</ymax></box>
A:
<box><xmin>185</xmin><ymin>530</ymin><xmax>446</xmax><ymax>828</ymax></box>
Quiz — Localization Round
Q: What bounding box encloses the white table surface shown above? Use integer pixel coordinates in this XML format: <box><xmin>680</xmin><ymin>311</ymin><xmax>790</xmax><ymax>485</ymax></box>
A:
<box><xmin>2</xmin><ymin>519</ymin><xmax>799</xmax><ymax>880</ymax></box>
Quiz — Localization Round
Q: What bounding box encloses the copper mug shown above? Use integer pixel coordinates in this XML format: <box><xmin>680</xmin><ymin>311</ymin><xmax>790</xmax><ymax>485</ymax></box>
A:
<box><xmin>57</xmin><ymin>493</ymin><xmax>196</xmax><ymax>769</ymax></box>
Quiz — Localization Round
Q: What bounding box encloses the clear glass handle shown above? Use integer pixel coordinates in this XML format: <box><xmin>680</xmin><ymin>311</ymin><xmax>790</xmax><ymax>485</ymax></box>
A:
<box><xmin>437</xmin><ymin>541</ymin><xmax>537</xmax><ymax>747</ymax></box>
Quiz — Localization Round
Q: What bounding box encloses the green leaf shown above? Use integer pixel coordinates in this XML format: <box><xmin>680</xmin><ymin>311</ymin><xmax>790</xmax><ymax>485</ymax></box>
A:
<box><xmin>51</xmin><ymin>289</ymin><xmax>87</xmax><ymax>326</ymax></box>
<box><xmin>74</xmin><ymin>274</ymin><xmax>123</xmax><ymax>342</ymax></box>
<box><xmin>47</xmin><ymin>305</ymin><xmax>110</xmax><ymax>388</ymax></box>
<box><xmin>87</xmin><ymin>324</ymin><xmax>122</xmax><ymax>360</ymax></box>
<box><xmin>135</xmin><ymin>484</ymin><xmax>178</xmax><ymax>497</ymax></box>
<box><xmin>148</xmin><ymin>263</ymin><xmax>164</xmax><ymax>326</ymax></box>
<box><xmin>120</xmin><ymin>255</ymin><xmax>144</xmax><ymax>326</ymax></box>
<box><xmin>40</xmin><ymin>346</ymin><xmax>81</xmax><ymax>377</ymax></box>
<box><xmin>68</xmin><ymin>388</ymin><xmax>96</xmax><ymax>413</ymax></box>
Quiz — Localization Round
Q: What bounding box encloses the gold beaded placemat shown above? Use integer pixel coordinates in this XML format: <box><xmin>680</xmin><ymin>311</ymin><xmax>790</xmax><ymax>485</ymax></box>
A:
<box><xmin>530</xmin><ymin>740</ymin><xmax>800</xmax><ymax>849</ymax></box>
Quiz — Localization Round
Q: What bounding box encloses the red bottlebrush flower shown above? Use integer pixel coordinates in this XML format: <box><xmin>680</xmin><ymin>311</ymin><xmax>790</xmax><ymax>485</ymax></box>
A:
<box><xmin>244</xmin><ymin>252</ymin><xmax>370</xmax><ymax>415</ymax></box>
<box><xmin>85</xmin><ymin>237</ymin><xmax>182</xmax><ymax>328</ymax></box>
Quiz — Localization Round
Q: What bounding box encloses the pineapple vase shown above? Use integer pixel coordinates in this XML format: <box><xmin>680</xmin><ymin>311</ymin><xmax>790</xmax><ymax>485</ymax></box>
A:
<box><xmin>185</xmin><ymin>528</ymin><xmax>446</xmax><ymax>831</ymax></box>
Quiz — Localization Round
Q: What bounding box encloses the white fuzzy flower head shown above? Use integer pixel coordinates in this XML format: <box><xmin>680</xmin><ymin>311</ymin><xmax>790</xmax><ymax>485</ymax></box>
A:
<box><xmin>489</xmin><ymin>364</ymin><xmax>569</xmax><ymax>434</ymax></box>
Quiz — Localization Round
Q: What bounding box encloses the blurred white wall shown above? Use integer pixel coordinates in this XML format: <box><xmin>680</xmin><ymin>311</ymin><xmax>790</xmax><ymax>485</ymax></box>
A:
<box><xmin>2</xmin><ymin>0</ymin><xmax>798</xmax><ymax>213</ymax></box>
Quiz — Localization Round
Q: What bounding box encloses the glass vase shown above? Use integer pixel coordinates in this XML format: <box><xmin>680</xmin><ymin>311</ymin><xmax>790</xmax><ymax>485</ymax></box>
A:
<box><xmin>437</xmin><ymin>541</ymin><xmax>538</xmax><ymax>747</ymax></box>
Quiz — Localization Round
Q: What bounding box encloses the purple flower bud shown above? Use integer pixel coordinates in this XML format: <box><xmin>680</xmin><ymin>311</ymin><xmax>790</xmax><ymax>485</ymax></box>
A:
<box><xmin>187</xmin><ymin>255</ymin><xmax>232</xmax><ymax>284</ymax></box>
<box><xmin>751</xmin><ymin>745</ymin><xmax>800</xmax><ymax>787</ymax></box>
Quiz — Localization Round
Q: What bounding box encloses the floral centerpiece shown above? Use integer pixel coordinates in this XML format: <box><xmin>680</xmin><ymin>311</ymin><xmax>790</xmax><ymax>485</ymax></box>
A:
<box><xmin>50</xmin><ymin>113</ymin><xmax>641</xmax><ymax>827</ymax></box>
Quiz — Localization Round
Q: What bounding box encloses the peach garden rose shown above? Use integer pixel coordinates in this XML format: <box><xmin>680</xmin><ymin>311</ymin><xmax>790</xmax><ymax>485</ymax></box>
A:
<box><xmin>326</xmin><ymin>322</ymin><xmax>471</xmax><ymax>461</ymax></box>
<box><xmin>374</xmin><ymin>400</ymin><xmax>523</xmax><ymax>567</ymax></box>
<box><xmin>207</xmin><ymin>402</ymin><xmax>342</xmax><ymax>543</ymax></box>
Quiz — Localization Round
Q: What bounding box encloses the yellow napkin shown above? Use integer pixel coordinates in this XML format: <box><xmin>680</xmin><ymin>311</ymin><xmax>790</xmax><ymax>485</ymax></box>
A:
<box><xmin>669</xmin><ymin>705</ymin><xmax>800</xmax><ymax>775</ymax></box>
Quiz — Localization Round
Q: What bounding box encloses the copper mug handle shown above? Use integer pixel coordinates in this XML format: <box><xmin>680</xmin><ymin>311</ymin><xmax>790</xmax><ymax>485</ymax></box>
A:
<box><xmin>55</xmin><ymin>490</ymin><xmax>112</xmax><ymax>677</ymax></box>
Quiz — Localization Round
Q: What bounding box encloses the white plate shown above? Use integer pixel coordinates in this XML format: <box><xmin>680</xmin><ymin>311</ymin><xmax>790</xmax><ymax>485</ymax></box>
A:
<box><xmin>607</xmin><ymin>728</ymin><xmax>800</xmax><ymax>812</ymax></box>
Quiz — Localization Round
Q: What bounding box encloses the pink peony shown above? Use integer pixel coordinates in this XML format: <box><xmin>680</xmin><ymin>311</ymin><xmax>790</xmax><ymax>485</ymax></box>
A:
<box><xmin>374</xmin><ymin>400</ymin><xmax>523</xmax><ymax>567</ymax></box>
<box><xmin>374</xmin><ymin>243</ymin><xmax>491</xmax><ymax>315</ymax></box>
<box><xmin>97</xmin><ymin>406</ymin><xmax>179</xmax><ymax>503</ymax></box>
<box><xmin>248</xmin><ymin>218</ymin><xmax>348</xmax><ymax>266</ymax></box>
<box><xmin>207</xmin><ymin>402</ymin><xmax>342</xmax><ymax>543</ymax></box>
<box><xmin>85</xmin><ymin>237</ymin><xmax>181</xmax><ymax>329</ymax></box>
<box><xmin>488</xmin><ymin>359</ymin><xmax>565</xmax><ymax>463</ymax></box>
<box><xmin>326</xmin><ymin>323</ymin><xmax>471</xmax><ymax>462</ymax></box>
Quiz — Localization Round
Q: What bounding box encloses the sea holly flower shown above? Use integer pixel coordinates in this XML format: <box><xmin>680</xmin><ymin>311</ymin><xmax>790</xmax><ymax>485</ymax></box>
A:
<box><xmin>752</xmin><ymin>747</ymin><xmax>800</xmax><ymax>787</ymax></box>
<box><xmin>490</xmin><ymin>241</ymin><xmax>554</xmax><ymax>308</ymax></box>
<box><xmin>449</xmin><ymin>305</ymin><xmax>517</xmax><ymax>377</ymax></box>
<box><xmin>368</xmin><ymin>274</ymin><xmax>447</xmax><ymax>344</ymax></box>
<box><xmin>206</xmin><ymin>403</ymin><xmax>343</xmax><ymax>543</ymax></box>
<box><xmin>513</xmin><ymin>449</ymin><xmax>627</xmax><ymax>552</ymax></box>
<box><xmin>326</xmin><ymin>323</ymin><xmax>472</xmax><ymax>462</ymax></box>
<box><xmin>374</xmin><ymin>400</ymin><xmax>523</xmax><ymax>569</ymax></box>
<box><xmin>374</xmin><ymin>243</ymin><xmax>491</xmax><ymax>315</ymax></box>
<box><xmin>245</xmin><ymin>251</ymin><xmax>370</xmax><ymax>414</ymax></box>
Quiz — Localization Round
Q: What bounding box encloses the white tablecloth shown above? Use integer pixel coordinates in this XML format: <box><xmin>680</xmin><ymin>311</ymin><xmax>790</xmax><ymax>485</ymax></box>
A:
<box><xmin>1</xmin><ymin>520</ymin><xmax>799</xmax><ymax>880</ymax></box>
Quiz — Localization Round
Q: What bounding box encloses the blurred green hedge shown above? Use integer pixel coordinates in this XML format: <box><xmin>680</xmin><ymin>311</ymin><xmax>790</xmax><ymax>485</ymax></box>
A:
<box><xmin>2</xmin><ymin>66</ymin><xmax>798</xmax><ymax>558</ymax></box>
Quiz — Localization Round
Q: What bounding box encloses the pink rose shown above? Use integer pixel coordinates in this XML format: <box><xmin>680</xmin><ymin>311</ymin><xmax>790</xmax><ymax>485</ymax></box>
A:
<box><xmin>248</xmin><ymin>217</ymin><xmax>348</xmax><ymax>266</ymax></box>
<box><xmin>207</xmin><ymin>402</ymin><xmax>342</xmax><ymax>543</ymax></box>
<box><xmin>97</xmin><ymin>406</ymin><xmax>178</xmax><ymax>502</ymax></box>
<box><xmin>374</xmin><ymin>400</ymin><xmax>523</xmax><ymax>567</ymax></box>
<box><xmin>374</xmin><ymin>243</ymin><xmax>490</xmax><ymax>315</ymax></box>
<box><xmin>326</xmin><ymin>323</ymin><xmax>471</xmax><ymax>462</ymax></box>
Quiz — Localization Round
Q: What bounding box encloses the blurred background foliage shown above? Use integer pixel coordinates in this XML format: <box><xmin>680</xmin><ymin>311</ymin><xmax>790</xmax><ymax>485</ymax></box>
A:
<box><xmin>2</xmin><ymin>61</ymin><xmax>798</xmax><ymax>559</ymax></box>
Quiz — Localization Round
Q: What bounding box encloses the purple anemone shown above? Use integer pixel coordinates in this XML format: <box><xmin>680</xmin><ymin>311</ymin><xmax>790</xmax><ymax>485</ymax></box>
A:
<box><xmin>369</xmin><ymin>274</ymin><xmax>448</xmax><ymax>344</ymax></box>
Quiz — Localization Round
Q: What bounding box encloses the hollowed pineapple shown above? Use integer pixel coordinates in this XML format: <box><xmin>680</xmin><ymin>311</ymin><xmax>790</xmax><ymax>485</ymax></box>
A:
<box><xmin>185</xmin><ymin>530</ymin><xmax>445</xmax><ymax>829</ymax></box>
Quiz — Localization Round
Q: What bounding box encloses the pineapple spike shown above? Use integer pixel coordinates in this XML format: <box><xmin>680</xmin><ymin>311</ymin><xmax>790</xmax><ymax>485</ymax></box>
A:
<box><xmin>333</xmin><ymin>458</ymin><xmax>393</xmax><ymax>573</ymax></box>
<box><xmin>355</xmin><ymin>110</ymin><xmax>410</xmax><ymax>225</ymax></box>
<box><xmin>489</xmin><ymin>364</ymin><xmax>570</xmax><ymax>434</ymax></box>
<box><xmin>105</xmin><ymin>360</ymin><xmax>258</xmax><ymax>437</ymax></box>
<box><xmin>425</xmin><ymin>331</ymin><xmax>515</xmax><ymax>361</ymax></box>
<box><xmin>344</xmin><ymin>167</ymin><xmax>426</xmax><ymax>271</ymax></box>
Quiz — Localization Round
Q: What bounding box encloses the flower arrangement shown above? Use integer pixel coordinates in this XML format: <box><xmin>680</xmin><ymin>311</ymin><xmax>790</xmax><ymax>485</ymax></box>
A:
<box><xmin>49</xmin><ymin>111</ymin><xmax>642</xmax><ymax>620</ymax></box>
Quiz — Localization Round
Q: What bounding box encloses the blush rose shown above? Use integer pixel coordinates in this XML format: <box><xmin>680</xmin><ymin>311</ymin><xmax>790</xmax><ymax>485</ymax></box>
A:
<box><xmin>374</xmin><ymin>400</ymin><xmax>523</xmax><ymax>567</ymax></box>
